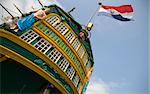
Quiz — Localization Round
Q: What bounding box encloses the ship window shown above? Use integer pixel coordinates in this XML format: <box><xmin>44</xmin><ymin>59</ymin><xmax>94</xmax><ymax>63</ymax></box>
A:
<box><xmin>52</xmin><ymin>35</ymin><xmax>61</xmax><ymax>44</ymax></box>
<box><xmin>83</xmin><ymin>54</ymin><xmax>88</xmax><ymax>66</ymax></box>
<box><xmin>58</xmin><ymin>58</ymin><xmax>70</xmax><ymax>72</ymax></box>
<box><xmin>48</xmin><ymin>48</ymin><xmax>62</xmax><ymax>63</ymax></box>
<box><xmin>65</xmin><ymin>31</ymin><xmax>75</xmax><ymax>43</ymax></box>
<box><xmin>20</xmin><ymin>29</ymin><xmax>39</xmax><ymax>44</ymax></box>
<box><xmin>78</xmin><ymin>46</ymin><xmax>85</xmax><ymax>58</ymax></box>
<box><xmin>43</xmin><ymin>29</ymin><xmax>54</xmax><ymax>37</ymax></box>
<box><xmin>34</xmin><ymin>38</ymin><xmax>52</xmax><ymax>54</ymax></box>
<box><xmin>66</xmin><ymin>66</ymin><xmax>75</xmax><ymax>80</ymax></box>
<box><xmin>86</xmin><ymin>61</ymin><xmax>91</xmax><ymax>71</ymax></box>
<box><xmin>55</xmin><ymin>22</ymin><xmax>68</xmax><ymax>35</ymax></box>
<box><xmin>77</xmin><ymin>82</ymin><xmax>81</xmax><ymax>91</ymax></box>
<box><xmin>72</xmin><ymin>39</ymin><xmax>81</xmax><ymax>51</ymax></box>
<box><xmin>72</xmin><ymin>74</ymin><xmax>80</xmax><ymax>87</ymax></box>
<box><xmin>70</xmin><ymin>53</ymin><xmax>74</xmax><ymax>59</ymax></box>
<box><xmin>37</xmin><ymin>23</ymin><xmax>47</xmax><ymax>32</ymax></box>
<box><xmin>64</xmin><ymin>47</ymin><xmax>69</xmax><ymax>54</ymax></box>
<box><xmin>46</xmin><ymin>16</ymin><xmax>60</xmax><ymax>27</ymax></box>
<box><xmin>67</xmin><ymin>50</ymin><xmax>73</xmax><ymax>59</ymax></box>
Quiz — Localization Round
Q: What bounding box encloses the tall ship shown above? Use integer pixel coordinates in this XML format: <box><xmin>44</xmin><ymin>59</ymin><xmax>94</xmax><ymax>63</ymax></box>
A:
<box><xmin>0</xmin><ymin>2</ymin><xmax>94</xmax><ymax>94</ymax></box>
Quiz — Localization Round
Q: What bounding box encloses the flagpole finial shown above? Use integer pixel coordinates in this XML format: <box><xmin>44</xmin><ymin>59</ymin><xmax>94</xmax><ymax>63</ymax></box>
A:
<box><xmin>98</xmin><ymin>2</ymin><xmax>102</xmax><ymax>5</ymax></box>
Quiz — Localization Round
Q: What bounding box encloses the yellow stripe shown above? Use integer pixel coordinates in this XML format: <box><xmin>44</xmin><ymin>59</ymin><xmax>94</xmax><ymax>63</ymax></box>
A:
<box><xmin>0</xmin><ymin>45</ymin><xmax>68</xmax><ymax>94</ymax></box>
<box><xmin>32</xmin><ymin>27</ymin><xmax>86</xmax><ymax>93</ymax></box>
<box><xmin>0</xmin><ymin>29</ymin><xmax>79</xmax><ymax>94</ymax></box>
<box><xmin>43</xmin><ymin>19</ymin><xmax>87</xmax><ymax>75</ymax></box>
<box><xmin>42</xmin><ymin>18</ymin><xmax>89</xmax><ymax>91</ymax></box>
<box><xmin>32</xmin><ymin>26</ymin><xmax>85</xmax><ymax>84</ymax></box>
<box><xmin>63</xmin><ymin>20</ymin><xmax>89</xmax><ymax>69</ymax></box>
<box><xmin>41</xmin><ymin>21</ymin><xmax>86</xmax><ymax>80</ymax></box>
<box><xmin>41</xmin><ymin>12</ymin><xmax>92</xmax><ymax>93</ymax></box>
<box><xmin>0</xmin><ymin>55</ymin><xmax>8</xmax><ymax>62</ymax></box>
<box><xmin>41</xmin><ymin>13</ymin><xmax>87</xmax><ymax>75</ymax></box>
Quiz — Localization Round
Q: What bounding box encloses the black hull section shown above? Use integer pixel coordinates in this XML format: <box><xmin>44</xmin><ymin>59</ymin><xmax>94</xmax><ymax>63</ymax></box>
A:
<box><xmin>1</xmin><ymin>59</ymin><xmax>60</xmax><ymax>94</ymax></box>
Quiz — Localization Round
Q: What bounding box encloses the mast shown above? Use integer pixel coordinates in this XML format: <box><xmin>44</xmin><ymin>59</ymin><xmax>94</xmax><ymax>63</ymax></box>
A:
<box><xmin>0</xmin><ymin>3</ymin><xmax>14</xmax><ymax>18</ymax></box>
<box><xmin>38</xmin><ymin>0</ymin><xmax>44</xmax><ymax>8</ymax></box>
<box><xmin>13</xmin><ymin>4</ymin><xmax>24</xmax><ymax>16</ymax></box>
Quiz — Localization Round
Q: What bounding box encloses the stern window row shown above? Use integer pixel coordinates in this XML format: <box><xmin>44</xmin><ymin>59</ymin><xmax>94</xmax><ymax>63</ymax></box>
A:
<box><xmin>20</xmin><ymin>29</ymin><xmax>82</xmax><ymax>90</ymax></box>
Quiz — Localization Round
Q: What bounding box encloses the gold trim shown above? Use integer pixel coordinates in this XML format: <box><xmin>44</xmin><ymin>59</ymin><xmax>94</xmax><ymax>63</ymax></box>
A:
<box><xmin>78</xmin><ymin>85</ymin><xmax>83</xmax><ymax>94</ymax></box>
<box><xmin>0</xmin><ymin>29</ymin><xmax>79</xmax><ymax>94</ymax></box>
<box><xmin>85</xmin><ymin>61</ymin><xmax>90</xmax><ymax>72</ymax></box>
<box><xmin>37</xmin><ymin>12</ymin><xmax>92</xmax><ymax>93</ymax></box>
<box><xmin>43</xmin><ymin>13</ymin><xmax>91</xmax><ymax>77</ymax></box>
<box><xmin>0</xmin><ymin>55</ymin><xmax>8</xmax><ymax>62</ymax></box>
<box><xmin>33</xmin><ymin>24</ymin><xmax>85</xmax><ymax>84</ymax></box>
<box><xmin>42</xmin><ymin>14</ymin><xmax>87</xmax><ymax>74</ymax></box>
<box><xmin>63</xmin><ymin>21</ymin><xmax>89</xmax><ymax>66</ymax></box>
<box><xmin>44</xmin><ymin>20</ymin><xmax>87</xmax><ymax>74</ymax></box>
<box><xmin>42</xmin><ymin>20</ymin><xmax>86</xmax><ymax>78</ymax></box>
<box><xmin>0</xmin><ymin>45</ymin><xmax>68</xmax><ymax>94</ymax></box>
<box><xmin>62</xmin><ymin>19</ymin><xmax>91</xmax><ymax>92</ymax></box>
<box><xmin>63</xmin><ymin>18</ymin><xmax>92</xmax><ymax>85</ymax></box>
<box><xmin>71</xmin><ymin>38</ymin><xmax>81</xmax><ymax>52</ymax></box>
<box><xmin>77</xmin><ymin>46</ymin><xmax>85</xmax><ymax>59</ymax></box>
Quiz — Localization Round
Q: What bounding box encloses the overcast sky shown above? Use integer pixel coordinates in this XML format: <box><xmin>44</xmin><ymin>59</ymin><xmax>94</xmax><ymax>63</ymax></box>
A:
<box><xmin>0</xmin><ymin>0</ymin><xmax>149</xmax><ymax>94</ymax></box>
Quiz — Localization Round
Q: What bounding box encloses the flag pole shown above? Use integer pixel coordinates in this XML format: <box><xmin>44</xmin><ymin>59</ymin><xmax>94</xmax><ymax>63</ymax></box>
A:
<box><xmin>87</xmin><ymin>2</ymin><xmax>102</xmax><ymax>24</ymax></box>
<box><xmin>83</xmin><ymin>2</ymin><xmax>102</xmax><ymax>32</ymax></box>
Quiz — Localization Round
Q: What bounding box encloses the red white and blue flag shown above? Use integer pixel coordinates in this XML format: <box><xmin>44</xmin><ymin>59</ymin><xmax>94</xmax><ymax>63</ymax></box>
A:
<box><xmin>98</xmin><ymin>5</ymin><xmax>133</xmax><ymax>21</ymax></box>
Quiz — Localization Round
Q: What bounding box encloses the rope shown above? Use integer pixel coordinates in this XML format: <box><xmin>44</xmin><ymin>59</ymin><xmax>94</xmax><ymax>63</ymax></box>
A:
<box><xmin>5</xmin><ymin>7</ymin><xmax>20</xmax><ymax>15</ymax></box>
<box><xmin>2</xmin><ymin>6</ymin><xmax>3</xmax><ymax>18</ymax></box>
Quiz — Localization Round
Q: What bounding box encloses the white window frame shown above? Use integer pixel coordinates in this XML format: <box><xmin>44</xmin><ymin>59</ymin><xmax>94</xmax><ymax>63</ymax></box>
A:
<box><xmin>46</xmin><ymin>16</ymin><xmax>60</xmax><ymax>27</ymax></box>
<box><xmin>34</xmin><ymin>38</ymin><xmax>52</xmax><ymax>54</ymax></box>
<box><xmin>66</xmin><ymin>66</ymin><xmax>75</xmax><ymax>80</ymax></box>
<box><xmin>58</xmin><ymin>58</ymin><xmax>70</xmax><ymax>72</ymax></box>
<box><xmin>77</xmin><ymin>82</ymin><xmax>81</xmax><ymax>91</ymax></box>
<box><xmin>83</xmin><ymin>53</ymin><xmax>88</xmax><ymax>66</ymax></box>
<box><xmin>20</xmin><ymin>29</ymin><xmax>39</xmax><ymax>43</ymax></box>
<box><xmin>73</xmin><ymin>75</ymin><xmax>80</xmax><ymax>87</ymax></box>
<box><xmin>55</xmin><ymin>22</ymin><xmax>69</xmax><ymax>35</ymax></box>
<box><xmin>65</xmin><ymin>31</ymin><xmax>75</xmax><ymax>43</ymax></box>
<box><xmin>48</xmin><ymin>48</ymin><xmax>62</xmax><ymax>63</ymax></box>
<box><xmin>72</xmin><ymin>39</ymin><xmax>81</xmax><ymax>51</ymax></box>
<box><xmin>78</xmin><ymin>46</ymin><xmax>85</xmax><ymax>58</ymax></box>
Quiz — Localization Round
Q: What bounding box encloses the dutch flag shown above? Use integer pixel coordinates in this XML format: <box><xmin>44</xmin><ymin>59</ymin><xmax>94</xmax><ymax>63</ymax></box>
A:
<box><xmin>98</xmin><ymin>4</ymin><xmax>134</xmax><ymax>21</ymax></box>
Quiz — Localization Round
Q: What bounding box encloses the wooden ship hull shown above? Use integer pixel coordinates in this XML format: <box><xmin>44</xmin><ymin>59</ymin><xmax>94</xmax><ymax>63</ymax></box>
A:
<box><xmin>0</xmin><ymin>4</ymin><xmax>94</xmax><ymax>94</ymax></box>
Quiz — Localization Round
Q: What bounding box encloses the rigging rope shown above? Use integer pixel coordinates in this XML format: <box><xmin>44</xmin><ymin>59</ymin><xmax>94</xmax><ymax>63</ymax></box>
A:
<box><xmin>5</xmin><ymin>7</ymin><xmax>20</xmax><ymax>15</ymax></box>
<box><xmin>2</xmin><ymin>6</ymin><xmax>3</xmax><ymax>18</ymax></box>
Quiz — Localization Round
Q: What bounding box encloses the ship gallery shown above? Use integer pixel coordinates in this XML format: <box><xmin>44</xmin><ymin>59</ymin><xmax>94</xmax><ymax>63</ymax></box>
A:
<box><xmin>0</xmin><ymin>4</ymin><xmax>94</xmax><ymax>94</ymax></box>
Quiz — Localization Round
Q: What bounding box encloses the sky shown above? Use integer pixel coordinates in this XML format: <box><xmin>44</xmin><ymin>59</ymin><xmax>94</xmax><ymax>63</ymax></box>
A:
<box><xmin>0</xmin><ymin>0</ymin><xmax>149</xmax><ymax>94</ymax></box>
<box><xmin>58</xmin><ymin>0</ymin><xmax>149</xmax><ymax>94</ymax></box>
<box><xmin>149</xmin><ymin>0</ymin><xmax>150</xmax><ymax>94</ymax></box>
